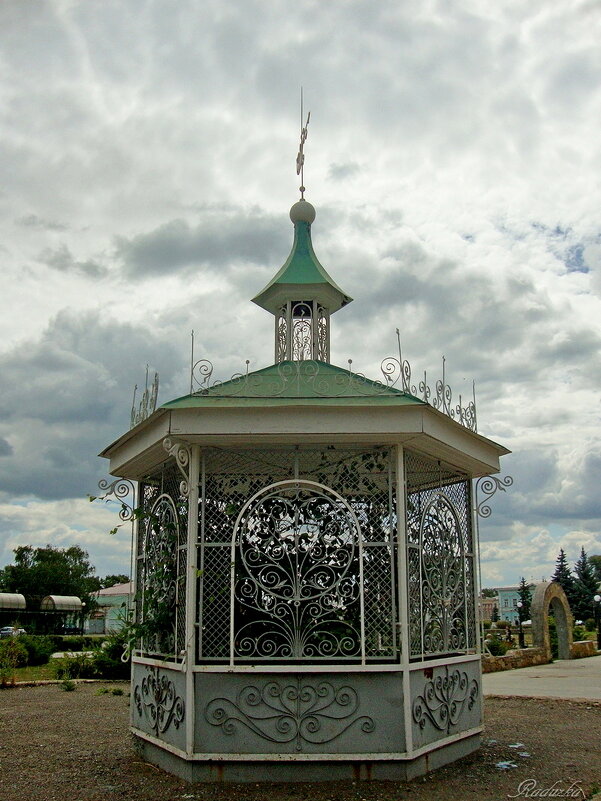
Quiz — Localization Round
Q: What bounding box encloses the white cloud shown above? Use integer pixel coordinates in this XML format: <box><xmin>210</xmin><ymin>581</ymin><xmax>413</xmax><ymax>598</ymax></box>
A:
<box><xmin>1</xmin><ymin>0</ymin><xmax>601</xmax><ymax>584</ymax></box>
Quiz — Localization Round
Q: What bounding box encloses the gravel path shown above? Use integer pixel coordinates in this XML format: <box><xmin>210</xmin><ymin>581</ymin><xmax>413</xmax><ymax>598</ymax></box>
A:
<box><xmin>0</xmin><ymin>683</ymin><xmax>600</xmax><ymax>801</ymax></box>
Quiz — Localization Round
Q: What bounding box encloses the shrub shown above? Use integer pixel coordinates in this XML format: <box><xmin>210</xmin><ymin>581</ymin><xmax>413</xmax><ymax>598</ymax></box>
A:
<box><xmin>495</xmin><ymin>620</ymin><xmax>510</xmax><ymax>630</ymax></box>
<box><xmin>19</xmin><ymin>635</ymin><xmax>55</xmax><ymax>666</ymax></box>
<box><xmin>0</xmin><ymin>638</ymin><xmax>28</xmax><ymax>684</ymax></box>
<box><xmin>573</xmin><ymin>625</ymin><xmax>585</xmax><ymax>641</ymax></box>
<box><xmin>585</xmin><ymin>618</ymin><xmax>596</xmax><ymax>632</ymax></box>
<box><xmin>89</xmin><ymin>630</ymin><xmax>130</xmax><ymax>680</ymax></box>
<box><xmin>56</xmin><ymin>635</ymin><xmax>97</xmax><ymax>652</ymax></box>
<box><xmin>61</xmin><ymin>679</ymin><xmax>76</xmax><ymax>692</ymax></box>
<box><xmin>486</xmin><ymin>637</ymin><xmax>512</xmax><ymax>656</ymax></box>
<box><xmin>53</xmin><ymin>652</ymin><xmax>96</xmax><ymax>680</ymax></box>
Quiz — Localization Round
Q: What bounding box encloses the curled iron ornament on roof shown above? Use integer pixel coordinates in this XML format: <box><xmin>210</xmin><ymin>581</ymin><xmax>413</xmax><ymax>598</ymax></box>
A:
<box><xmin>188</xmin><ymin>352</ymin><xmax>478</xmax><ymax>433</ymax></box>
<box><xmin>130</xmin><ymin>367</ymin><xmax>159</xmax><ymax>429</ymax></box>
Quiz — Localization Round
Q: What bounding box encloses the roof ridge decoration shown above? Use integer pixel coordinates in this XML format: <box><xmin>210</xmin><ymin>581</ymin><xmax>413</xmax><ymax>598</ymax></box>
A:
<box><xmin>130</xmin><ymin>365</ymin><xmax>159</xmax><ymax>429</ymax></box>
<box><xmin>187</xmin><ymin>333</ymin><xmax>479</xmax><ymax>432</ymax></box>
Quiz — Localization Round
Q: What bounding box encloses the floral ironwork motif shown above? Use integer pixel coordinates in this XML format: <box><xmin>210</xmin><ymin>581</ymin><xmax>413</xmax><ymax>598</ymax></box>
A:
<box><xmin>134</xmin><ymin>666</ymin><xmax>185</xmax><ymax>736</ymax></box>
<box><xmin>291</xmin><ymin>301</ymin><xmax>313</xmax><ymax>361</ymax></box>
<box><xmin>205</xmin><ymin>678</ymin><xmax>374</xmax><ymax>750</ymax></box>
<box><xmin>316</xmin><ymin>306</ymin><xmax>329</xmax><ymax>361</ymax></box>
<box><xmin>420</xmin><ymin>493</ymin><xmax>466</xmax><ymax>654</ymax></box>
<box><xmin>412</xmin><ymin>666</ymin><xmax>479</xmax><ymax>734</ymax></box>
<box><xmin>475</xmin><ymin>474</ymin><xmax>514</xmax><ymax>518</ymax></box>
<box><xmin>276</xmin><ymin>311</ymin><xmax>288</xmax><ymax>363</ymax></box>
<box><xmin>406</xmin><ymin>451</ymin><xmax>476</xmax><ymax>658</ymax></box>
<box><xmin>233</xmin><ymin>480</ymin><xmax>363</xmax><ymax>661</ymax></box>
<box><xmin>141</xmin><ymin>493</ymin><xmax>179</xmax><ymax>654</ymax></box>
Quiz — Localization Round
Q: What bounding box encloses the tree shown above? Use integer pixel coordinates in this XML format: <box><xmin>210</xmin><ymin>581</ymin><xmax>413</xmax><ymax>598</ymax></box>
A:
<box><xmin>0</xmin><ymin>545</ymin><xmax>100</xmax><ymax>611</ymax></box>
<box><xmin>572</xmin><ymin>548</ymin><xmax>599</xmax><ymax>622</ymax></box>
<box><xmin>589</xmin><ymin>555</ymin><xmax>601</xmax><ymax>584</ymax></box>
<box><xmin>100</xmin><ymin>574</ymin><xmax>130</xmax><ymax>589</ymax></box>
<box><xmin>481</xmin><ymin>588</ymin><xmax>498</xmax><ymax>598</ymax></box>
<box><xmin>491</xmin><ymin>605</ymin><xmax>499</xmax><ymax>623</ymax></box>
<box><xmin>517</xmin><ymin>576</ymin><xmax>532</xmax><ymax>621</ymax></box>
<box><xmin>551</xmin><ymin>549</ymin><xmax>577</xmax><ymax>611</ymax></box>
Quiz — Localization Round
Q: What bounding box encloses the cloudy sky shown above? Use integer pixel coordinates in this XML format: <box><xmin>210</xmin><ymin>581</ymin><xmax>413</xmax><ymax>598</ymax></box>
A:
<box><xmin>1</xmin><ymin>0</ymin><xmax>600</xmax><ymax>587</ymax></box>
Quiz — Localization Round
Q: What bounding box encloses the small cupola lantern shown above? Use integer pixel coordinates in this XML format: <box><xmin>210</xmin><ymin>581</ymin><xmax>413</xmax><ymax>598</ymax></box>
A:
<box><xmin>252</xmin><ymin>199</ymin><xmax>352</xmax><ymax>363</ymax></box>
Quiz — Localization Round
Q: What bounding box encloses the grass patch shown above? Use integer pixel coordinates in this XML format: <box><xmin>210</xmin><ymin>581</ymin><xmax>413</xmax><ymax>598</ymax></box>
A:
<box><xmin>11</xmin><ymin>664</ymin><xmax>57</xmax><ymax>682</ymax></box>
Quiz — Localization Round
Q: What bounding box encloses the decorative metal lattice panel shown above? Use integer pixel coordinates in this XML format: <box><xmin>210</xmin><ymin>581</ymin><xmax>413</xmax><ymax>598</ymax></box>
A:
<box><xmin>136</xmin><ymin>461</ymin><xmax>188</xmax><ymax>660</ymax></box>
<box><xmin>274</xmin><ymin>301</ymin><xmax>331</xmax><ymax>363</ymax></box>
<box><xmin>405</xmin><ymin>450</ymin><xmax>475</xmax><ymax>660</ymax></box>
<box><xmin>197</xmin><ymin>446</ymin><xmax>397</xmax><ymax>664</ymax></box>
<box><xmin>233</xmin><ymin>480</ymin><xmax>363</xmax><ymax>660</ymax></box>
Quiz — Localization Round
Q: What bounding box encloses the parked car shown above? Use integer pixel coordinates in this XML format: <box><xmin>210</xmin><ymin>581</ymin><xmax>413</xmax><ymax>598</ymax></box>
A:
<box><xmin>0</xmin><ymin>626</ymin><xmax>25</xmax><ymax>638</ymax></box>
<box><xmin>59</xmin><ymin>626</ymin><xmax>83</xmax><ymax>635</ymax></box>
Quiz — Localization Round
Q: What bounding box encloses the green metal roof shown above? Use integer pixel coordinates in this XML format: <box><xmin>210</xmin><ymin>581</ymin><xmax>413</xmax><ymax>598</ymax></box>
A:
<box><xmin>162</xmin><ymin>360</ymin><xmax>424</xmax><ymax>408</ymax></box>
<box><xmin>251</xmin><ymin>220</ymin><xmax>352</xmax><ymax>314</ymax></box>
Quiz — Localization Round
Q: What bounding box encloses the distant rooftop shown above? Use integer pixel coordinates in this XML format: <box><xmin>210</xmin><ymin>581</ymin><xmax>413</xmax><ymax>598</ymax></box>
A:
<box><xmin>97</xmin><ymin>581</ymin><xmax>133</xmax><ymax>596</ymax></box>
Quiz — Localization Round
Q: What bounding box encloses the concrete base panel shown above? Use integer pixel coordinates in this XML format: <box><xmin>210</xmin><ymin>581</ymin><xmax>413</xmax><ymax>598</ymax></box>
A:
<box><xmin>134</xmin><ymin>734</ymin><xmax>481</xmax><ymax>783</ymax></box>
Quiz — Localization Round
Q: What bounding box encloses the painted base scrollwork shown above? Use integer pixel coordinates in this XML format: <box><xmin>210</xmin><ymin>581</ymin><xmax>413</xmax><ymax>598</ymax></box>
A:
<box><xmin>205</xmin><ymin>678</ymin><xmax>375</xmax><ymax>751</ymax></box>
<box><xmin>134</xmin><ymin>667</ymin><xmax>185</xmax><ymax>736</ymax></box>
<box><xmin>412</xmin><ymin>666</ymin><xmax>479</xmax><ymax>735</ymax></box>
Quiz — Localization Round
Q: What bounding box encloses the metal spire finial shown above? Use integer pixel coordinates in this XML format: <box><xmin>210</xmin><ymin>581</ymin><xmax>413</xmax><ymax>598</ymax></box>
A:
<box><xmin>296</xmin><ymin>87</ymin><xmax>310</xmax><ymax>199</ymax></box>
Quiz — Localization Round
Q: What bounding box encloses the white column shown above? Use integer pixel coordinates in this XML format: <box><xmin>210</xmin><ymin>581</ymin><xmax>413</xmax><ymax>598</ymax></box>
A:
<box><xmin>129</xmin><ymin>482</ymin><xmax>140</xmax><ymax>729</ymax></box>
<box><xmin>471</xmin><ymin>479</ymin><xmax>483</xmax><ymax>655</ymax></box>
<box><xmin>185</xmin><ymin>444</ymin><xmax>201</xmax><ymax>756</ymax></box>
<box><xmin>395</xmin><ymin>445</ymin><xmax>413</xmax><ymax>756</ymax></box>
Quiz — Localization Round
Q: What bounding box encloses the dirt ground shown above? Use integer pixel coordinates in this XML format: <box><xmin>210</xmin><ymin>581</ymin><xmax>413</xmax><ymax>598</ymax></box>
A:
<box><xmin>0</xmin><ymin>682</ymin><xmax>599</xmax><ymax>801</ymax></box>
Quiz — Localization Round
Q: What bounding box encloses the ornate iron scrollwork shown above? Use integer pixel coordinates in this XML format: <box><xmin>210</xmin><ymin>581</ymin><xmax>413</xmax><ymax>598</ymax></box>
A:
<box><xmin>412</xmin><ymin>666</ymin><xmax>479</xmax><ymax>734</ymax></box>
<box><xmin>291</xmin><ymin>301</ymin><xmax>313</xmax><ymax>361</ymax></box>
<box><xmin>420</xmin><ymin>493</ymin><xmax>466</xmax><ymax>653</ymax></box>
<box><xmin>205</xmin><ymin>678</ymin><xmax>374</xmax><ymax>750</ymax></box>
<box><xmin>233</xmin><ymin>480</ymin><xmax>363</xmax><ymax>660</ymax></box>
<box><xmin>130</xmin><ymin>369</ymin><xmax>159</xmax><ymax>429</ymax></box>
<box><xmin>142</xmin><ymin>493</ymin><xmax>179</xmax><ymax>655</ymax></box>
<box><xmin>162</xmin><ymin>437</ymin><xmax>191</xmax><ymax>497</ymax></box>
<box><xmin>95</xmin><ymin>477</ymin><xmax>136</xmax><ymax>521</ymax></box>
<box><xmin>188</xmin><ymin>347</ymin><xmax>477</xmax><ymax>431</ymax></box>
<box><xmin>316</xmin><ymin>306</ymin><xmax>329</xmax><ymax>362</ymax></box>
<box><xmin>475</xmin><ymin>474</ymin><xmax>514</xmax><ymax>518</ymax></box>
<box><xmin>134</xmin><ymin>666</ymin><xmax>185</xmax><ymax>735</ymax></box>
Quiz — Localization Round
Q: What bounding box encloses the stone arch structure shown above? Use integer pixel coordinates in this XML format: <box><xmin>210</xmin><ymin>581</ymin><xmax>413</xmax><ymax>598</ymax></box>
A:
<box><xmin>531</xmin><ymin>581</ymin><xmax>573</xmax><ymax>660</ymax></box>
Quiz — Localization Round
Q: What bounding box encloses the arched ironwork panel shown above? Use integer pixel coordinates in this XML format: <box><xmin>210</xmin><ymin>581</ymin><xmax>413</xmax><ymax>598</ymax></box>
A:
<box><xmin>405</xmin><ymin>450</ymin><xmax>476</xmax><ymax>660</ymax></box>
<box><xmin>229</xmin><ymin>480</ymin><xmax>365</xmax><ymax>663</ymax></box>
<box><xmin>136</xmin><ymin>463</ymin><xmax>188</xmax><ymax>661</ymax></box>
<box><xmin>197</xmin><ymin>446</ymin><xmax>398</xmax><ymax>665</ymax></box>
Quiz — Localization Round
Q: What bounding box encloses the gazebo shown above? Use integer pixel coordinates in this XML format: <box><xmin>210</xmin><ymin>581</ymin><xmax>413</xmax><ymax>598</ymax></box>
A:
<box><xmin>101</xmin><ymin>192</ymin><xmax>508</xmax><ymax>781</ymax></box>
